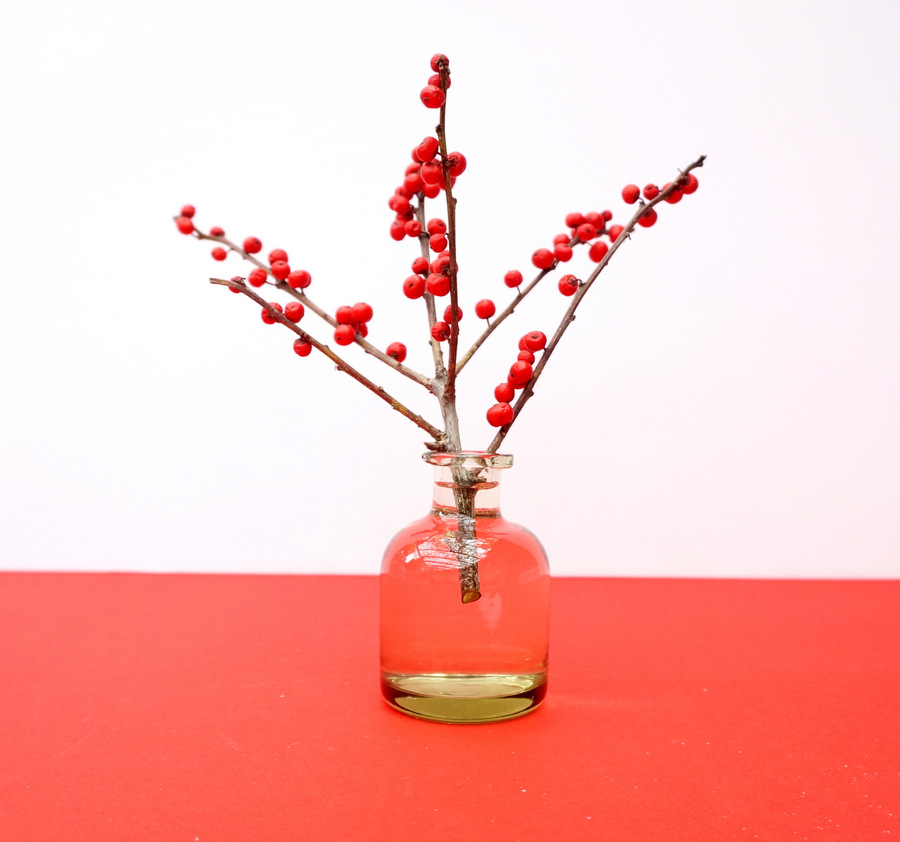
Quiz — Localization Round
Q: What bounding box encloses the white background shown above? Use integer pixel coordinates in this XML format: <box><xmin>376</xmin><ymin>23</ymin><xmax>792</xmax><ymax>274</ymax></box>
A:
<box><xmin>2</xmin><ymin>0</ymin><xmax>898</xmax><ymax>578</ymax></box>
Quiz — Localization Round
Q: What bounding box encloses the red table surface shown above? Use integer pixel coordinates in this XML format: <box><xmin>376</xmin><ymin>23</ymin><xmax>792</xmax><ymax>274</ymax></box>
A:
<box><xmin>1</xmin><ymin>574</ymin><xmax>898</xmax><ymax>841</ymax></box>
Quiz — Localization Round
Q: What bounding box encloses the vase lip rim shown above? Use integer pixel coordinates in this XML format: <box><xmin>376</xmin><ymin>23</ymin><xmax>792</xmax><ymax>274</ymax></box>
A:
<box><xmin>422</xmin><ymin>451</ymin><xmax>513</xmax><ymax>468</ymax></box>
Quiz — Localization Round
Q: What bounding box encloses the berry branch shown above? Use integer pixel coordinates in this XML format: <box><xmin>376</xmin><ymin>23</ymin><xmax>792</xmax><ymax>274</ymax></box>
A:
<box><xmin>209</xmin><ymin>276</ymin><xmax>445</xmax><ymax>443</ymax></box>
<box><xmin>175</xmin><ymin>55</ymin><xmax>706</xmax><ymax>603</ymax></box>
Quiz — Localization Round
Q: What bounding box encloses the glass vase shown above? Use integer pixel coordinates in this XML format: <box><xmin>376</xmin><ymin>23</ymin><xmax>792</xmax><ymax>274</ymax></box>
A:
<box><xmin>380</xmin><ymin>452</ymin><xmax>550</xmax><ymax>723</ymax></box>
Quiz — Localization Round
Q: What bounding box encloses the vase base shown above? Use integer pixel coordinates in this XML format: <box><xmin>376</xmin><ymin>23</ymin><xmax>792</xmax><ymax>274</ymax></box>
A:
<box><xmin>381</xmin><ymin>672</ymin><xmax>546</xmax><ymax>724</ymax></box>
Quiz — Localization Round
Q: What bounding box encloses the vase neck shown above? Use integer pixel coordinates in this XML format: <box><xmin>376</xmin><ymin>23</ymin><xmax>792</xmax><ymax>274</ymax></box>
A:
<box><xmin>424</xmin><ymin>452</ymin><xmax>511</xmax><ymax>515</ymax></box>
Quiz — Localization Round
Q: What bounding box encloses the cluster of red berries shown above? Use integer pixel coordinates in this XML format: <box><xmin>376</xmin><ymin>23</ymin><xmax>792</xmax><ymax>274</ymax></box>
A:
<box><xmin>388</xmin><ymin>56</ymin><xmax>466</xmax><ymax>245</ymax></box>
<box><xmin>621</xmin><ymin>172</ymin><xmax>699</xmax><ymax>208</ymax></box>
<box><xmin>485</xmin><ymin>330</ymin><xmax>548</xmax><ymax>427</ymax></box>
<box><xmin>419</xmin><ymin>53</ymin><xmax>450</xmax><ymax>109</ymax></box>
<box><xmin>333</xmin><ymin>302</ymin><xmax>374</xmax><ymax>346</ymax></box>
<box><xmin>402</xmin><ymin>250</ymin><xmax>457</xmax><ymax>300</ymax></box>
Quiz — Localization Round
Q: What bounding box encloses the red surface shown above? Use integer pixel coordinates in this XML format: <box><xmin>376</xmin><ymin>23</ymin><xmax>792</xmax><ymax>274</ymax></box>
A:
<box><xmin>1</xmin><ymin>574</ymin><xmax>898</xmax><ymax>840</ymax></box>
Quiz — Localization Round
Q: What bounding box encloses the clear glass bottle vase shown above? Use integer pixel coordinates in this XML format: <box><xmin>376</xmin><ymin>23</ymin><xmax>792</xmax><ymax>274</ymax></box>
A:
<box><xmin>380</xmin><ymin>452</ymin><xmax>550</xmax><ymax>723</ymax></box>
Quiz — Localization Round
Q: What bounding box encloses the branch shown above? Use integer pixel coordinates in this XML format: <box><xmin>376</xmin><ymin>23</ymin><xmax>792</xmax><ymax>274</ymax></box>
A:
<box><xmin>209</xmin><ymin>277</ymin><xmax>445</xmax><ymax>443</ymax></box>
<box><xmin>195</xmin><ymin>228</ymin><xmax>435</xmax><ymax>391</ymax></box>
<box><xmin>485</xmin><ymin>154</ymin><xmax>707</xmax><ymax>453</ymax></box>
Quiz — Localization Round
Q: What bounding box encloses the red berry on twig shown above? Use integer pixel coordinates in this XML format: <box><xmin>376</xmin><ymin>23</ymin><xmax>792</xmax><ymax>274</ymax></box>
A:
<box><xmin>504</xmin><ymin>270</ymin><xmax>523</xmax><ymax>288</ymax></box>
<box><xmin>351</xmin><ymin>302</ymin><xmax>374</xmax><ymax>323</ymax></box>
<box><xmin>270</xmin><ymin>260</ymin><xmax>291</xmax><ymax>281</ymax></box>
<box><xmin>243</xmin><ymin>237</ymin><xmax>262</xmax><ymax>254</ymax></box>
<box><xmin>268</xmin><ymin>248</ymin><xmax>288</xmax><ymax>264</ymax></box>
<box><xmin>474</xmin><ymin>299</ymin><xmax>496</xmax><ymax>319</ymax></box>
<box><xmin>248</xmin><ymin>268</ymin><xmax>268</xmax><ymax>287</ymax></box>
<box><xmin>565</xmin><ymin>212</ymin><xmax>585</xmax><ymax>228</ymax></box>
<box><xmin>558</xmin><ymin>274</ymin><xmax>579</xmax><ymax>296</ymax></box>
<box><xmin>335</xmin><ymin>306</ymin><xmax>355</xmax><ymax>325</ymax></box>
<box><xmin>386</xmin><ymin>342</ymin><xmax>407</xmax><ymax>363</ymax></box>
<box><xmin>622</xmin><ymin>185</ymin><xmax>640</xmax><ymax>204</ymax></box>
<box><xmin>211</xmin><ymin>247</ymin><xmax>227</xmax><ymax>261</ymax></box>
<box><xmin>486</xmin><ymin>403</ymin><xmax>514</xmax><ymax>427</ymax></box>
<box><xmin>553</xmin><ymin>243</ymin><xmax>573</xmax><ymax>262</ymax></box>
<box><xmin>420</xmin><ymin>86</ymin><xmax>445</xmax><ymax>109</ymax></box>
<box><xmin>531</xmin><ymin>249</ymin><xmax>555</xmax><ymax>270</ymax></box>
<box><xmin>637</xmin><ymin>207</ymin><xmax>658</xmax><ymax>227</ymax></box>
<box><xmin>209</xmin><ymin>226</ymin><xmax>225</xmax><ymax>237</ymax></box>
<box><xmin>431</xmin><ymin>321</ymin><xmax>450</xmax><ymax>342</ymax></box>
<box><xmin>447</xmin><ymin>153</ymin><xmax>467</xmax><ymax>177</ymax></box>
<box><xmin>608</xmin><ymin>224</ymin><xmax>625</xmax><ymax>242</ymax></box>
<box><xmin>443</xmin><ymin>305</ymin><xmax>463</xmax><ymax>324</ymax></box>
<box><xmin>415</xmin><ymin>136</ymin><xmax>440</xmax><ymax>162</ymax></box>
<box><xmin>293</xmin><ymin>338</ymin><xmax>312</xmax><ymax>357</ymax></box>
<box><xmin>426</xmin><ymin>273</ymin><xmax>450</xmax><ymax>297</ymax></box>
<box><xmin>285</xmin><ymin>301</ymin><xmax>305</xmax><ymax>322</ymax></box>
<box><xmin>681</xmin><ymin>172</ymin><xmax>699</xmax><ymax>194</ymax></box>
<box><xmin>588</xmin><ymin>241</ymin><xmax>609</xmax><ymax>262</ymax></box>
<box><xmin>643</xmin><ymin>184</ymin><xmax>660</xmax><ymax>200</ymax></box>
<box><xmin>180</xmin><ymin>205</ymin><xmax>196</xmax><ymax>219</ymax></box>
<box><xmin>403</xmin><ymin>275</ymin><xmax>426</xmax><ymax>299</ymax></box>
<box><xmin>508</xmin><ymin>361</ymin><xmax>533</xmax><ymax>387</ymax></box>
<box><xmin>429</xmin><ymin>233</ymin><xmax>448</xmax><ymax>252</ymax></box>
<box><xmin>427</xmin><ymin>218</ymin><xmax>447</xmax><ymax>236</ymax></box>
<box><xmin>430</xmin><ymin>53</ymin><xmax>449</xmax><ymax>71</ymax></box>
<box><xmin>175</xmin><ymin>216</ymin><xmax>194</xmax><ymax>235</ymax></box>
<box><xmin>494</xmin><ymin>382</ymin><xmax>515</xmax><ymax>403</ymax></box>
<box><xmin>334</xmin><ymin>325</ymin><xmax>356</xmax><ymax>345</ymax></box>
<box><xmin>517</xmin><ymin>349</ymin><xmax>535</xmax><ymax>364</ymax></box>
<box><xmin>287</xmin><ymin>269</ymin><xmax>311</xmax><ymax>289</ymax></box>
<box><xmin>523</xmin><ymin>331</ymin><xmax>547</xmax><ymax>352</ymax></box>
<box><xmin>261</xmin><ymin>302</ymin><xmax>283</xmax><ymax>324</ymax></box>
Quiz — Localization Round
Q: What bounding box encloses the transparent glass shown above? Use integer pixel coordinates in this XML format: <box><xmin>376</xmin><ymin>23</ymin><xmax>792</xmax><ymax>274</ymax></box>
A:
<box><xmin>380</xmin><ymin>452</ymin><xmax>550</xmax><ymax>723</ymax></box>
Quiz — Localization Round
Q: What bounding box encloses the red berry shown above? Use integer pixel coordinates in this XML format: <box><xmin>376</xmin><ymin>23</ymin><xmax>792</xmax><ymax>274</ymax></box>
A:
<box><xmin>386</xmin><ymin>342</ymin><xmax>407</xmax><ymax>363</ymax></box>
<box><xmin>621</xmin><ymin>184</ymin><xmax>640</xmax><ymax>204</ymax></box>
<box><xmin>427</xmin><ymin>218</ymin><xmax>447</xmax><ymax>235</ymax></box>
<box><xmin>494</xmin><ymin>382</ymin><xmax>515</xmax><ymax>403</ymax></box>
<box><xmin>443</xmin><ymin>305</ymin><xmax>463</xmax><ymax>323</ymax></box>
<box><xmin>335</xmin><ymin>305</ymin><xmax>355</xmax><ymax>325</ymax></box>
<box><xmin>404</xmin><ymin>170</ymin><xmax>424</xmax><ymax>194</ymax></box>
<box><xmin>558</xmin><ymin>274</ymin><xmax>579</xmax><ymax>296</ymax></box>
<box><xmin>403</xmin><ymin>275</ymin><xmax>426</xmax><ymax>299</ymax></box>
<box><xmin>523</xmin><ymin>331</ymin><xmax>547</xmax><ymax>352</ymax></box>
<box><xmin>211</xmin><ymin>246</ymin><xmax>227</xmax><ymax>261</ymax></box>
<box><xmin>602</xmin><ymin>210</ymin><xmax>613</xmax><ymax>221</ymax></box>
<box><xmin>351</xmin><ymin>302</ymin><xmax>374</xmax><ymax>323</ymax></box>
<box><xmin>588</xmin><ymin>240</ymin><xmax>609</xmax><ymax>262</ymax></box>
<box><xmin>643</xmin><ymin>184</ymin><xmax>660</xmax><ymax>200</ymax></box>
<box><xmin>508</xmin><ymin>360</ymin><xmax>533</xmax><ymax>387</ymax></box>
<box><xmin>517</xmin><ymin>349</ymin><xmax>535</xmax><ymax>364</ymax></box>
<box><xmin>429</xmin><ymin>233</ymin><xmax>448</xmax><ymax>252</ymax></box>
<box><xmin>474</xmin><ymin>299</ymin><xmax>496</xmax><ymax>319</ymax></box>
<box><xmin>420</xmin><ymin>162</ymin><xmax>442</xmax><ymax>185</ymax></box>
<box><xmin>553</xmin><ymin>243</ymin><xmax>573</xmax><ymax>262</ymax></box>
<box><xmin>565</xmin><ymin>212</ymin><xmax>585</xmax><ymax>228</ymax></box>
<box><xmin>664</xmin><ymin>183</ymin><xmax>684</xmax><ymax>204</ymax></box>
<box><xmin>447</xmin><ymin>152</ymin><xmax>467</xmax><ymax>176</ymax></box>
<box><xmin>431</xmin><ymin>321</ymin><xmax>450</xmax><ymax>342</ymax></box>
<box><xmin>420</xmin><ymin>86</ymin><xmax>445</xmax><ymax>109</ymax></box>
<box><xmin>415</xmin><ymin>136</ymin><xmax>440</xmax><ymax>163</ymax></box>
<box><xmin>209</xmin><ymin>226</ymin><xmax>225</xmax><ymax>237</ymax></box>
<box><xmin>423</xmin><ymin>182</ymin><xmax>441</xmax><ymax>199</ymax></box>
<box><xmin>608</xmin><ymin>224</ymin><xmax>625</xmax><ymax>242</ymax></box>
<box><xmin>334</xmin><ymin>325</ymin><xmax>356</xmax><ymax>345</ymax></box>
<box><xmin>486</xmin><ymin>402</ymin><xmax>514</xmax><ymax>427</ymax></box>
<box><xmin>261</xmin><ymin>302</ymin><xmax>283</xmax><ymax>324</ymax></box>
<box><xmin>427</xmin><ymin>73</ymin><xmax>450</xmax><ymax>89</ymax></box>
<box><xmin>426</xmin><ymin>273</ymin><xmax>450</xmax><ymax>297</ymax></box>
<box><xmin>552</xmin><ymin>233</ymin><xmax>570</xmax><ymax>246</ymax></box>
<box><xmin>268</xmin><ymin>248</ymin><xmax>288</xmax><ymax>264</ymax></box>
<box><xmin>228</xmin><ymin>275</ymin><xmax>244</xmax><ymax>293</ymax></box>
<box><xmin>357</xmin><ymin>322</ymin><xmax>369</xmax><ymax>339</ymax></box>
<box><xmin>175</xmin><ymin>216</ymin><xmax>194</xmax><ymax>235</ymax></box>
<box><xmin>288</xmin><ymin>269</ymin><xmax>311</xmax><ymax>289</ymax></box>
<box><xmin>180</xmin><ymin>204</ymin><xmax>196</xmax><ymax>219</ymax></box>
<box><xmin>430</xmin><ymin>53</ymin><xmax>449</xmax><ymax>72</ymax></box>
<box><xmin>586</xmin><ymin>212</ymin><xmax>605</xmax><ymax>229</ymax></box>
<box><xmin>431</xmin><ymin>254</ymin><xmax>451</xmax><ymax>275</ymax></box>
<box><xmin>284</xmin><ymin>301</ymin><xmax>305</xmax><ymax>322</ymax></box>
<box><xmin>531</xmin><ymin>248</ymin><xmax>555</xmax><ymax>270</ymax></box>
<box><xmin>293</xmin><ymin>338</ymin><xmax>312</xmax><ymax>357</ymax></box>
<box><xmin>248</xmin><ymin>268</ymin><xmax>268</xmax><ymax>287</ymax></box>
<box><xmin>575</xmin><ymin>223</ymin><xmax>596</xmax><ymax>242</ymax></box>
<box><xmin>390</xmin><ymin>219</ymin><xmax>406</xmax><ymax>241</ymax></box>
<box><xmin>411</xmin><ymin>257</ymin><xmax>429</xmax><ymax>275</ymax></box>
<box><xmin>389</xmin><ymin>194</ymin><xmax>411</xmax><ymax>214</ymax></box>
<box><xmin>270</xmin><ymin>260</ymin><xmax>291</xmax><ymax>281</ymax></box>
<box><xmin>638</xmin><ymin>207</ymin><xmax>658</xmax><ymax>227</ymax></box>
<box><xmin>681</xmin><ymin>172</ymin><xmax>699</xmax><ymax>194</ymax></box>
<box><xmin>504</xmin><ymin>269</ymin><xmax>523</xmax><ymax>288</ymax></box>
<box><xmin>243</xmin><ymin>236</ymin><xmax>262</xmax><ymax>254</ymax></box>
<box><xmin>404</xmin><ymin>219</ymin><xmax>422</xmax><ymax>237</ymax></box>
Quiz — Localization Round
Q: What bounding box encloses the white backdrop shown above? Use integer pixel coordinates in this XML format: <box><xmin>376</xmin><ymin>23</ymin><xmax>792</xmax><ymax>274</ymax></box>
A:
<box><xmin>2</xmin><ymin>0</ymin><xmax>898</xmax><ymax>578</ymax></box>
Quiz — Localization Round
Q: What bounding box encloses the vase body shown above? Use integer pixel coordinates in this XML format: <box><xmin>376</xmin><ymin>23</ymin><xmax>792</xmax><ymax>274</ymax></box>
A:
<box><xmin>380</xmin><ymin>452</ymin><xmax>550</xmax><ymax>723</ymax></box>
